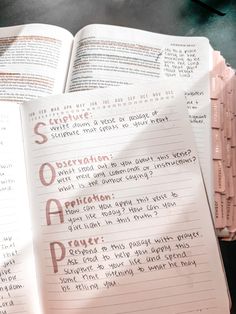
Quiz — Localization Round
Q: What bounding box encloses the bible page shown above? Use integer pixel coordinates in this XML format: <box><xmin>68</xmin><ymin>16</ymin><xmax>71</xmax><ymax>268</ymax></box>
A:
<box><xmin>66</xmin><ymin>24</ymin><xmax>213</xmax><ymax>209</ymax></box>
<box><xmin>0</xmin><ymin>103</ymin><xmax>41</xmax><ymax>314</ymax></box>
<box><xmin>0</xmin><ymin>23</ymin><xmax>73</xmax><ymax>104</ymax></box>
<box><xmin>21</xmin><ymin>83</ymin><xmax>229</xmax><ymax>314</ymax></box>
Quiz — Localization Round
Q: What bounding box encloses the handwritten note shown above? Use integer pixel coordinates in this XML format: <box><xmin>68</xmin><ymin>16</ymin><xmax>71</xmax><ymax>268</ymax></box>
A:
<box><xmin>0</xmin><ymin>103</ymin><xmax>40</xmax><ymax>314</ymax></box>
<box><xmin>21</xmin><ymin>83</ymin><xmax>229</xmax><ymax>314</ymax></box>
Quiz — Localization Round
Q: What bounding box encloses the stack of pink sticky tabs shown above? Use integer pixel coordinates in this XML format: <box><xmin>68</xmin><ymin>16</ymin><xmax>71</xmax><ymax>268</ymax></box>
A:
<box><xmin>211</xmin><ymin>51</ymin><xmax>236</xmax><ymax>240</ymax></box>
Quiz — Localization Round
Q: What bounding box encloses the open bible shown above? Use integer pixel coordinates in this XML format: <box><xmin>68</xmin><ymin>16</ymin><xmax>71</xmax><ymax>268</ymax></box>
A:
<box><xmin>0</xmin><ymin>82</ymin><xmax>230</xmax><ymax>313</ymax></box>
<box><xmin>0</xmin><ymin>23</ymin><xmax>235</xmax><ymax>237</ymax></box>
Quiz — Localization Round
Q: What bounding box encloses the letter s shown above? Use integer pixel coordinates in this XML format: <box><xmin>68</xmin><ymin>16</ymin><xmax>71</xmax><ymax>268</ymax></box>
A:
<box><xmin>34</xmin><ymin>122</ymin><xmax>48</xmax><ymax>144</ymax></box>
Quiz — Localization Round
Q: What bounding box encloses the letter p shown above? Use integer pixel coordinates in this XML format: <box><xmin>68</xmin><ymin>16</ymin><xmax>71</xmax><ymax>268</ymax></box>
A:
<box><xmin>50</xmin><ymin>241</ymin><xmax>66</xmax><ymax>273</ymax></box>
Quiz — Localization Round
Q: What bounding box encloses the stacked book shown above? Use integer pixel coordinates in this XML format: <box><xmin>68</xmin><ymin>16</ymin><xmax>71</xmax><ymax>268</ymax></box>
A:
<box><xmin>0</xmin><ymin>23</ymin><xmax>235</xmax><ymax>314</ymax></box>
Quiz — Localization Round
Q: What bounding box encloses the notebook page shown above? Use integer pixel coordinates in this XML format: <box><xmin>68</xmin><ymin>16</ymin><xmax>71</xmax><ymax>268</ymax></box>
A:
<box><xmin>21</xmin><ymin>83</ymin><xmax>229</xmax><ymax>314</ymax></box>
<box><xmin>66</xmin><ymin>24</ymin><xmax>212</xmax><ymax>208</ymax></box>
<box><xmin>0</xmin><ymin>103</ymin><xmax>41</xmax><ymax>313</ymax></box>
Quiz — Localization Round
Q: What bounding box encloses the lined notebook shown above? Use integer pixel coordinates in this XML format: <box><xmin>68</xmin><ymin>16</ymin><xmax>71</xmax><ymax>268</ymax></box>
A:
<box><xmin>0</xmin><ymin>82</ymin><xmax>230</xmax><ymax>313</ymax></box>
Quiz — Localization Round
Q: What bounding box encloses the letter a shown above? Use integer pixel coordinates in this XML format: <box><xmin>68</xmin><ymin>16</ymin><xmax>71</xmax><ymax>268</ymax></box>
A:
<box><xmin>46</xmin><ymin>199</ymin><xmax>64</xmax><ymax>225</ymax></box>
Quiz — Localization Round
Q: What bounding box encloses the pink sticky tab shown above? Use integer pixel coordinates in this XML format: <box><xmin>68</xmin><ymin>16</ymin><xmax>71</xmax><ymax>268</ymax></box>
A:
<box><xmin>214</xmin><ymin>160</ymin><xmax>226</xmax><ymax>193</ymax></box>
<box><xmin>211</xmin><ymin>99</ymin><xmax>221</xmax><ymax>128</ymax></box>
<box><xmin>221</xmin><ymin>194</ymin><xmax>227</xmax><ymax>228</ymax></box>
<box><xmin>220</xmin><ymin>100</ymin><xmax>225</xmax><ymax>130</ymax></box>
<box><xmin>214</xmin><ymin>192</ymin><xmax>223</xmax><ymax>228</ymax></box>
<box><xmin>221</xmin><ymin>131</ymin><xmax>226</xmax><ymax>163</ymax></box>
<box><xmin>234</xmin><ymin>177</ymin><xmax>236</xmax><ymax>205</ymax></box>
<box><xmin>225</xmin><ymin>91</ymin><xmax>230</xmax><ymax>112</ymax></box>
<box><xmin>226</xmin><ymin>68</ymin><xmax>235</xmax><ymax>94</ymax></box>
<box><xmin>218</xmin><ymin>54</ymin><xmax>226</xmax><ymax>78</ymax></box>
<box><xmin>228</xmin><ymin>206</ymin><xmax>236</xmax><ymax>233</ymax></box>
<box><xmin>219</xmin><ymin>78</ymin><xmax>226</xmax><ymax>104</ymax></box>
<box><xmin>226</xmin><ymin>110</ymin><xmax>232</xmax><ymax>139</ymax></box>
<box><xmin>212</xmin><ymin>129</ymin><xmax>222</xmax><ymax>159</ymax></box>
<box><xmin>224</xmin><ymin>67</ymin><xmax>232</xmax><ymax>94</ymax></box>
<box><xmin>226</xmin><ymin>197</ymin><xmax>234</xmax><ymax>227</ymax></box>
<box><xmin>210</xmin><ymin>76</ymin><xmax>219</xmax><ymax>100</ymax></box>
<box><xmin>228</xmin><ymin>89</ymin><xmax>234</xmax><ymax>113</ymax></box>
<box><xmin>223</xmin><ymin>105</ymin><xmax>228</xmax><ymax>139</ymax></box>
<box><xmin>232</xmin><ymin>147</ymin><xmax>236</xmax><ymax>176</ymax></box>
<box><xmin>226</xmin><ymin>139</ymin><xmax>232</xmax><ymax>167</ymax></box>
<box><xmin>226</xmin><ymin>167</ymin><xmax>234</xmax><ymax>198</ymax></box>
<box><xmin>212</xmin><ymin>51</ymin><xmax>221</xmax><ymax>74</ymax></box>
<box><xmin>231</xmin><ymin>117</ymin><xmax>236</xmax><ymax>147</ymax></box>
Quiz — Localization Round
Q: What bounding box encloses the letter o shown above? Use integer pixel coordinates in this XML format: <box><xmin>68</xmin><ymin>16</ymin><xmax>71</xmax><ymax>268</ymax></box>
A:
<box><xmin>39</xmin><ymin>162</ymin><xmax>56</xmax><ymax>186</ymax></box>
